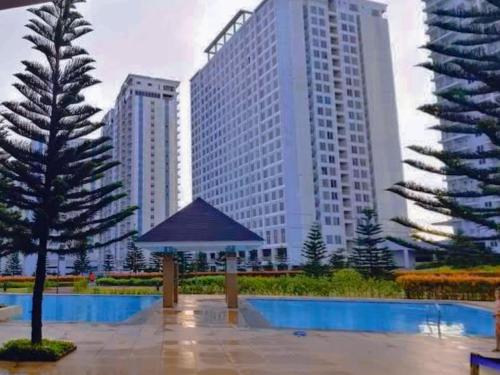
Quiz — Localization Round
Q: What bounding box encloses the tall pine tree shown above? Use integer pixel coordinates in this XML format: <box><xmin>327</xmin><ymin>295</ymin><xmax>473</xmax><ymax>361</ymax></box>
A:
<box><xmin>387</xmin><ymin>1</ymin><xmax>500</xmax><ymax>260</ymax></box>
<box><xmin>4</xmin><ymin>252</ymin><xmax>23</xmax><ymax>276</ymax></box>
<box><xmin>193</xmin><ymin>252</ymin><xmax>208</xmax><ymax>273</ymax></box>
<box><xmin>72</xmin><ymin>248</ymin><xmax>90</xmax><ymax>275</ymax></box>
<box><xmin>103</xmin><ymin>251</ymin><xmax>114</xmax><ymax>272</ymax></box>
<box><xmin>148</xmin><ymin>252</ymin><xmax>163</xmax><ymax>273</ymax></box>
<box><xmin>124</xmin><ymin>240</ymin><xmax>145</xmax><ymax>273</ymax></box>
<box><xmin>0</xmin><ymin>0</ymin><xmax>136</xmax><ymax>343</ymax></box>
<box><xmin>302</xmin><ymin>222</ymin><xmax>329</xmax><ymax>277</ymax></box>
<box><xmin>350</xmin><ymin>209</ymin><xmax>394</xmax><ymax>277</ymax></box>
<box><xmin>329</xmin><ymin>249</ymin><xmax>347</xmax><ymax>271</ymax></box>
<box><xmin>446</xmin><ymin>231</ymin><xmax>495</xmax><ymax>268</ymax></box>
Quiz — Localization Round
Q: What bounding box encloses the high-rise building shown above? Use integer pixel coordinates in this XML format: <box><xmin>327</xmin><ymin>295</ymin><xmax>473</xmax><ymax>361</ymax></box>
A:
<box><xmin>423</xmin><ymin>0</ymin><xmax>500</xmax><ymax>252</ymax></box>
<box><xmin>191</xmin><ymin>0</ymin><xmax>410</xmax><ymax>266</ymax></box>
<box><xmin>100</xmin><ymin>74</ymin><xmax>180</xmax><ymax>270</ymax></box>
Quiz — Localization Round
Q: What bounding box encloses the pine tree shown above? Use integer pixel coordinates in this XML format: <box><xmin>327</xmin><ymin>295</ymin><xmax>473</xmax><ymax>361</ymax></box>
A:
<box><xmin>176</xmin><ymin>251</ymin><xmax>193</xmax><ymax>276</ymax></box>
<box><xmin>4</xmin><ymin>252</ymin><xmax>23</xmax><ymax>276</ymax></box>
<box><xmin>0</xmin><ymin>0</ymin><xmax>136</xmax><ymax>344</ymax></box>
<box><xmin>148</xmin><ymin>252</ymin><xmax>163</xmax><ymax>273</ymax></box>
<box><xmin>214</xmin><ymin>251</ymin><xmax>226</xmax><ymax>272</ymax></box>
<box><xmin>387</xmin><ymin>1</ymin><xmax>500</xmax><ymax>259</ymax></box>
<box><xmin>193</xmin><ymin>252</ymin><xmax>208</xmax><ymax>273</ymax></box>
<box><xmin>73</xmin><ymin>249</ymin><xmax>91</xmax><ymax>275</ymax></box>
<box><xmin>446</xmin><ymin>231</ymin><xmax>495</xmax><ymax>268</ymax></box>
<box><xmin>350</xmin><ymin>209</ymin><xmax>394</xmax><ymax>277</ymax></box>
<box><xmin>103</xmin><ymin>251</ymin><xmax>114</xmax><ymax>272</ymax></box>
<box><xmin>301</xmin><ymin>222</ymin><xmax>329</xmax><ymax>277</ymax></box>
<box><xmin>125</xmin><ymin>240</ymin><xmax>146</xmax><ymax>273</ymax></box>
<box><xmin>329</xmin><ymin>249</ymin><xmax>347</xmax><ymax>271</ymax></box>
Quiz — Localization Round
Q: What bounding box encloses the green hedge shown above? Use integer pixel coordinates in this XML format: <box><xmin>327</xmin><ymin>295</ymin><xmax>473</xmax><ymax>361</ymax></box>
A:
<box><xmin>96</xmin><ymin>277</ymin><xmax>162</xmax><ymax>287</ymax></box>
<box><xmin>0</xmin><ymin>339</ymin><xmax>76</xmax><ymax>362</ymax></box>
<box><xmin>180</xmin><ymin>270</ymin><xmax>403</xmax><ymax>298</ymax></box>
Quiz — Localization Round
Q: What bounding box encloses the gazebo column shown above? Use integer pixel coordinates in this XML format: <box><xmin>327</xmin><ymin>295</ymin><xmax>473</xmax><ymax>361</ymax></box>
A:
<box><xmin>174</xmin><ymin>261</ymin><xmax>179</xmax><ymax>304</ymax></box>
<box><xmin>225</xmin><ymin>246</ymin><xmax>238</xmax><ymax>309</ymax></box>
<box><xmin>163</xmin><ymin>252</ymin><xmax>175</xmax><ymax>308</ymax></box>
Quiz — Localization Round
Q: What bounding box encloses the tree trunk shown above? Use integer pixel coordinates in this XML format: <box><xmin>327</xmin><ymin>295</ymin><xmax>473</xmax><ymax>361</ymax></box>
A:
<box><xmin>31</xmin><ymin>236</ymin><xmax>48</xmax><ymax>345</ymax></box>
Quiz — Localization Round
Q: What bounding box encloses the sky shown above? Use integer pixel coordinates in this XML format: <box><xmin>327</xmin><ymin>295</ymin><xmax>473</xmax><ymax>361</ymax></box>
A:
<box><xmin>0</xmin><ymin>0</ymin><xmax>440</xmax><ymax>222</ymax></box>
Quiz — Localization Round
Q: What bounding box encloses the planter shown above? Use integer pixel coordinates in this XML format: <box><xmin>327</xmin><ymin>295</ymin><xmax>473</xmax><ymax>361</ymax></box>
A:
<box><xmin>0</xmin><ymin>306</ymin><xmax>22</xmax><ymax>322</ymax></box>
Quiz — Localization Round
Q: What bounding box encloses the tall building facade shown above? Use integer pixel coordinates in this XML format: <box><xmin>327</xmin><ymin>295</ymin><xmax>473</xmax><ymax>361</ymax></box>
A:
<box><xmin>191</xmin><ymin>0</ymin><xmax>409</xmax><ymax>266</ymax></box>
<box><xmin>423</xmin><ymin>0</ymin><xmax>500</xmax><ymax>252</ymax></box>
<box><xmin>100</xmin><ymin>74</ymin><xmax>180</xmax><ymax>270</ymax></box>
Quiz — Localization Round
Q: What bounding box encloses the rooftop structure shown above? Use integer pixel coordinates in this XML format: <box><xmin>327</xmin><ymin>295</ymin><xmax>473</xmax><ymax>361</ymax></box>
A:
<box><xmin>204</xmin><ymin>10</ymin><xmax>253</xmax><ymax>59</ymax></box>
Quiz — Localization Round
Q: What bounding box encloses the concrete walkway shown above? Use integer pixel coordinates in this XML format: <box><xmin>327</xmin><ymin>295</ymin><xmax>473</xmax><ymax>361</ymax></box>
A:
<box><xmin>0</xmin><ymin>295</ymin><xmax>496</xmax><ymax>374</ymax></box>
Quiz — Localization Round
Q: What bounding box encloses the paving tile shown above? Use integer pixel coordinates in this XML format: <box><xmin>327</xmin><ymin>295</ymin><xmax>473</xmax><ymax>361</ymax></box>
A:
<box><xmin>0</xmin><ymin>295</ymin><xmax>496</xmax><ymax>375</ymax></box>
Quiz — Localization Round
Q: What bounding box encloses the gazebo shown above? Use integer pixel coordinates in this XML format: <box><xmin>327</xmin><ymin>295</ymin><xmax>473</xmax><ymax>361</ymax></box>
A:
<box><xmin>136</xmin><ymin>198</ymin><xmax>264</xmax><ymax>309</ymax></box>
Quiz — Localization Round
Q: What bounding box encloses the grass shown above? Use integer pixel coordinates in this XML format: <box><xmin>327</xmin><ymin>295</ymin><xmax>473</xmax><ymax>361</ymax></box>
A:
<box><xmin>0</xmin><ymin>339</ymin><xmax>76</xmax><ymax>362</ymax></box>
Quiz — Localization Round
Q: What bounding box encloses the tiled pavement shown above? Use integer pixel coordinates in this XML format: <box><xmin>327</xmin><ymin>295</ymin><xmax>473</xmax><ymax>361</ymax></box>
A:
<box><xmin>0</xmin><ymin>295</ymin><xmax>496</xmax><ymax>374</ymax></box>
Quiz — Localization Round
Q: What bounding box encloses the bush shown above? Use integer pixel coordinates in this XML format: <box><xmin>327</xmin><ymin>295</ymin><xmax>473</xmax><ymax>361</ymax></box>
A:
<box><xmin>0</xmin><ymin>339</ymin><xmax>76</xmax><ymax>362</ymax></box>
<box><xmin>396</xmin><ymin>266</ymin><xmax>500</xmax><ymax>278</ymax></box>
<box><xmin>96</xmin><ymin>277</ymin><xmax>162</xmax><ymax>287</ymax></box>
<box><xmin>179</xmin><ymin>270</ymin><xmax>403</xmax><ymax>298</ymax></box>
<box><xmin>396</xmin><ymin>274</ymin><xmax>500</xmax><ymax>300</ymax></box>
<box><xmin>90</xmin><ymin>287</ymin><xmax>160</xmax><ymax>295</ymax></box>
<box><xmin>72</xmin><ymin>279</ymin><xmax>88</xmax><ymax>293</ymax></box>
<box><xmin>0</xmin><ymin>276</ymin><xmax>84</xmax><ymax>283</ymax></box>
<box><xmin>180</xmin><ymin>276</ymin><xmax>225</xmax><ymax>294</ymax></box>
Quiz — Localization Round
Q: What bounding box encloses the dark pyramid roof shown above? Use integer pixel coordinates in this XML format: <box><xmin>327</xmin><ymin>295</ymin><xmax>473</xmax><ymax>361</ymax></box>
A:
<box><xmin>136</xmin><ymin>198</ymin><xmax>264</xmax><ymax>244</ymax></box>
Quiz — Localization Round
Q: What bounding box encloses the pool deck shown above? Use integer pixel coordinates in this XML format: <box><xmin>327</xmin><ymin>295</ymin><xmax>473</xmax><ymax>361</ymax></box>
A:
<box><xmin>0</xmin><ymin>295</ymin><xmax>496</xmax><ymax>375</ymax></box>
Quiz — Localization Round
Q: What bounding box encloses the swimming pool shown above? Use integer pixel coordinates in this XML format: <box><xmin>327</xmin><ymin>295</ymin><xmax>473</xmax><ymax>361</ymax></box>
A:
<box><xmin>0</xmin><ymin>294</ymin><xmax>160</xmax><ymax>323</ymax></box>
<box><xmin>247</xmin><ymin>299</ymin><xmax>494</xmax><ymax>337</ymax></box>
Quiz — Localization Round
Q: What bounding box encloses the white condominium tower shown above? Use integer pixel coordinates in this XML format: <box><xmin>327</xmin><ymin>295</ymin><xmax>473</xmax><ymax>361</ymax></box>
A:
<box><xmin>191</xmin><ymin>0</ymin><xmax>409</xmax><ymax>266</ymax></box>
<box><xmin>423</xmin><ymin>0</ymin><xmax>500</xmax><ymax>252</ymax></box>
<box><xmin>100</xmin><ymin>74</ymin><xmax>180</xmax><ymax>270</ymax></box>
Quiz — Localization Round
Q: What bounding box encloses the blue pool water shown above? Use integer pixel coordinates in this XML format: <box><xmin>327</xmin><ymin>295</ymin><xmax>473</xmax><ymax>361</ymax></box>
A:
<box><xmin>248</xmin><ymin>299</ymin><xmax>494</xmax><ymax>337</ymax></box>
<box><xmin>0</xmin><ymin>294</ymin><xmax>160</xmax><ymax>323</ymax></box>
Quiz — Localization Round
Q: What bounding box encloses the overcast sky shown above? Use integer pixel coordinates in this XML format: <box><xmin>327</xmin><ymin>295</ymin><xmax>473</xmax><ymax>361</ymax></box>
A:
<box><xmin>0</xmin><ymin>0</ymin><xmax>439</xmax><ymax>221</ymax></box>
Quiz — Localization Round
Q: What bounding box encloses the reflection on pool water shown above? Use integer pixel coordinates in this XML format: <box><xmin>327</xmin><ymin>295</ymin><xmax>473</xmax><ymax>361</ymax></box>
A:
<box><xmin>248</xmin><ymin>299</ymin><xmax>494</xmax><ymax>337</ymax></box>
<box><xmin>0</xmin><ymin>294</ymin><xmax>160</xmax><ymax>323</ymax></box>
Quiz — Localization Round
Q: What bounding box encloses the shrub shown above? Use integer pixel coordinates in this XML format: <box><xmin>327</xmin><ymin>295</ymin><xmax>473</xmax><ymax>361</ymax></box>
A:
<box><xmin>0</xmin><ymin>276</ymin><xmax>84</xmax><ymax>283</ymax></box>
<box><xmin>396</xmin><ymin>274</ymin><xmax>500</xmax><ymax>300</ymax></box>
<box><xmin>0</xmin><ymin>339</ymin><xmax>76</xmax><ymax>362</ymax></box>
<box><xmin>105</xmin><ymin>271</ymin><xmax>302</xmax><ymax>279</ymax></box>
<box><xmin>88</xmin><ymin>287</ymin><xmax>160</xmax><ymax>295</ymax></box>
<box><xmin>96</xmin><ymin>277</ymin><xmax>162</xmax><ymax>287</ymax></box>
<box><xmin>179</xmin><ymin>270</ymin><xmax>403</xmax><ymax>298</ymax></box>
<box><xmin>72</xmin><ymin>280</ymin><xmax>88</xmax><ymax>293</ymax></box>
<box><xmin>395</xmin><ymin>266</ymin><xmax>500</xmax><ymax>278</ymax></box>
<box><xmin>180</xmin><ymin>276</ymin><xmax>225</xmax><ymax>294</ymax></box>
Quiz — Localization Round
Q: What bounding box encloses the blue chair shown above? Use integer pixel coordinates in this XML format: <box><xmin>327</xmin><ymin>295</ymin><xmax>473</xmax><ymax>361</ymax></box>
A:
<box><xmin>470</xmin><ymin>353</ymin><xmax>500</xmax><ymax>374</ymax></box>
